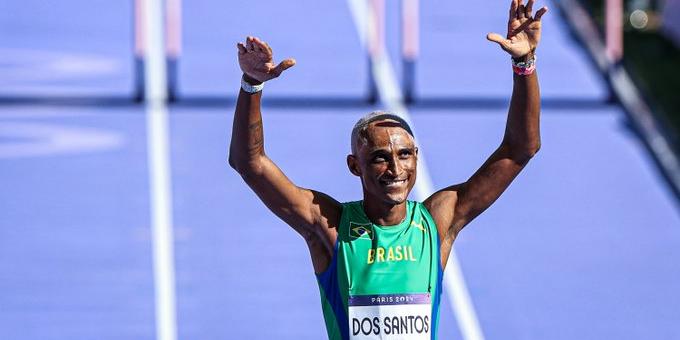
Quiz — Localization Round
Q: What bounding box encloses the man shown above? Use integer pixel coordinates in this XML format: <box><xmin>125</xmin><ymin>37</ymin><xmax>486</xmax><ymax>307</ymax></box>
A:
<box><xmin>229</xmin><ymin>0</ymin><xmax>547</xmax><ymax>338</ymax></box>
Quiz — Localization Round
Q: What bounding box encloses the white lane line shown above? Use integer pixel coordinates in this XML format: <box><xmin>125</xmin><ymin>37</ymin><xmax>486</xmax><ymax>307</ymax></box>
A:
<box><xmin>142</xmin><ymin>0</ymin><xmax>178</xmax><ymax>339</ymax></box>
<box><xmin>348</xmin><ymin>1</ymin><xmax>486</xmax><ymax>339</ymax></box>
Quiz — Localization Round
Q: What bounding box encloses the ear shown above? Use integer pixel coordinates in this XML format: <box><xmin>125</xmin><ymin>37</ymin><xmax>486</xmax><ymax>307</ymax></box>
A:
<box><xmin>347</xmin><ymin>154</ymin><xmax>362</xmax><ymax>177</ymax></box>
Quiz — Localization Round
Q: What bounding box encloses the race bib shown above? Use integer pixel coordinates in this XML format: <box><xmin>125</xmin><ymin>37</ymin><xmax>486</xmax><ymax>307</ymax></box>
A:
<box><xmin>348</xmin><ymin>293</ymin><xmax>431</xmax><ymax>339</ymax></box>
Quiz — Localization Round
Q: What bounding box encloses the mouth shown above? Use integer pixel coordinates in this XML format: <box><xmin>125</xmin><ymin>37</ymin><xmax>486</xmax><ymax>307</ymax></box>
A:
<box><xmin>379</xmin><ymin>178</ymin><xmax>408</xmax><ymax>188</ymax></box>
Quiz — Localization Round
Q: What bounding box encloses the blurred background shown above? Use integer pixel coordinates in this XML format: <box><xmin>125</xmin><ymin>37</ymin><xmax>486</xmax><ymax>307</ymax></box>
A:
<box><xmin>1</xmin><ymin>0</ymin><xmax>679</xmax><ymax>339</ymax></box>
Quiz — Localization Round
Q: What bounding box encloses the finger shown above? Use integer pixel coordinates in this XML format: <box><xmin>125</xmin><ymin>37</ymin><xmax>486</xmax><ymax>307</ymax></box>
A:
<box><xmin>517</xmin><ymin>4</ymin><xmax>526</xmax><ymax>18</ymax></box>
<box><xmin>509</xmin><ymin>0</ymin><xmax>518</xmax><ymax>19</ymax></box>
<box><xmin>486</xmin><ymin>33</ymin><xmax>511</xmax><ymax>50</ymax></box>
<box><xmin>246</xmin><ymin>36</ymin><xmax>255</xmax><ymax>52</ymax></box>
<box><xmin>534</xmin><ymin>6</ymin><xmax>548</xmax><ymax>21</ymax></box>
<box><xmin>526</xmin><ymin>0</ymin><xmax>535</xmax><ymax>17</ymax></box>
<box><xmin>237</xmin><ymin>43</ymin><xmax>247</xmax><ymax>54</ymax></box>
<box><xmin>251</xmin><ymin>37</ymin><xmax>262</xmax><ymax>52</ymax></box>
<box><xmin>253</xmin><ymin>37</ymin><xmax>266</xmax><ymax>53</ymax></box>
<box><xmin>509</xmin><ymin>20</ymin><xmax>532</xmax><ymax>37</ymax></box>
<box><xmin>272</xmin><ymin>58</ymin><xmax>296</xmax><ymax>76</ymax></box>
<box><xmin>263</xmin><ymin>42</ymin><xmax>273</xmax><ymax>55</ymax></box>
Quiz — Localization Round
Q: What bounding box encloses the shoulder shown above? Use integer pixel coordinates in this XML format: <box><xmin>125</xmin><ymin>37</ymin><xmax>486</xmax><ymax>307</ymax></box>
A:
<box><xmin>420</xmin><ymin>191</ymin><xmax>458</xmax><ymax>238</ymax></box>
<box><xmin>338</xmin><ymin>200</ymin><xmax>363</xmax><ymax>218</ymax></box>
<box><xmin>341</xmin><ymin>200</ymin><xmax>362</xmax><ymax>208</ymax></box>
<box><xmin>421</xmin><ymin>190</ymin><xmax>458</xmax><ymax>219</ymax></box>
<box><xmin>411</xmin><ymin>200</ymin><xmax>440</xmax><ymax>223</ymax></box>
<box><xmin>335</xmin><ymin>200</ymin><xmax>371</xmax><ymax>242</ymax></box>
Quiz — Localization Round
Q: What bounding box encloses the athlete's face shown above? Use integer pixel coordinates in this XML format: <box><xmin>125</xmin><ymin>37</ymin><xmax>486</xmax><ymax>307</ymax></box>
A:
<box><xmin>347</xmin><ymin>120</ymin><xmax>418</xmax><ymax>205</ymax></box>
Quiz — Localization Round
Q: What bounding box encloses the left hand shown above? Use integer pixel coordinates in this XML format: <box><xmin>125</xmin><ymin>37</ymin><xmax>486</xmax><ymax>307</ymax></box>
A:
<box><xmin>487</xmin><ymin>0</ymin><xmax>548</xmax><ymax>59</ymax></box>
<box><xmin>237</xmin><ymin>36</ymin><xmax>296</xmax><ymax>83</ymax></box>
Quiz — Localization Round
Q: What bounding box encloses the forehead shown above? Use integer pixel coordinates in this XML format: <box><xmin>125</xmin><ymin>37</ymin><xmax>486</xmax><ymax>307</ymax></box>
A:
<box><xmin>362</xmin><ymin>120</ymin><xmax>414</xmax><ymax>149</ymax></box>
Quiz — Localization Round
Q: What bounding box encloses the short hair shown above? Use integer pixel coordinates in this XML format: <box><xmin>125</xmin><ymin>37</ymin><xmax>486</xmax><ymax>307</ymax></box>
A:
<box><xmin>351</xmin><ymin>111</ymin><xmax>415</xmax><ymax>154</ymax></box>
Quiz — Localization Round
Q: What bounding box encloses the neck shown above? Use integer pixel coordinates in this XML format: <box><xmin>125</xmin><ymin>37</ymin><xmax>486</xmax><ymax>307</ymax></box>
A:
<box><xmin>362</xmin><ymin>196</ymin><xmax>407</xmax><ymax>226</ymax></box>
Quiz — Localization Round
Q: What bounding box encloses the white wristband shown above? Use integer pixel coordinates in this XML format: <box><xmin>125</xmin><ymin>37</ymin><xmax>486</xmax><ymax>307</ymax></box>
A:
<box><xmin>241</xmin><ymin>76</ymin><xmax>264</xmax><ymax>93</ymax></box>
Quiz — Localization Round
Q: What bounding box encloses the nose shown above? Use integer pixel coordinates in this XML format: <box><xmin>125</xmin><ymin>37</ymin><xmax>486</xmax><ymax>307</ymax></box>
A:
<box><xmin>387</xmin><ymin>158</ymin><xmax>403</xmax><ymax>176</ymax></box>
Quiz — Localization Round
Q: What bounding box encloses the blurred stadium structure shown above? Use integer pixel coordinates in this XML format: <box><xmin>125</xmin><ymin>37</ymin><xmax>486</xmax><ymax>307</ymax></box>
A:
<box><xmin>555</xmin><ymin>0</ymin><xmax>680</xmax><ymax>200</ymax></box>
<box><xmin>662</xmin><ymin>0</ymin><xmax>680</xmax><ymax>44</ymax></box>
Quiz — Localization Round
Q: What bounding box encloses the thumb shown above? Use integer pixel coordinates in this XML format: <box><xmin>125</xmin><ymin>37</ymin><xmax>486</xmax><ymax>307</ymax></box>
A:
<box><xmin>486</xmin><ymin>33</ymin><xmax>510</xmax><ymax>50</ymax></box>
<box><xmin>272</xmin><ymin>58</ymin><xmax>296</xmax><ymax>76</ymax></box>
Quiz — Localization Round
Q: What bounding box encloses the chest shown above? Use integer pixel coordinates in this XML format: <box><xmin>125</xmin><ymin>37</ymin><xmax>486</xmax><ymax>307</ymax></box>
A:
<box><xmin>339</xmin><ymin>223</ymin><xmax>436</xmax><ymax>295</ymax></box>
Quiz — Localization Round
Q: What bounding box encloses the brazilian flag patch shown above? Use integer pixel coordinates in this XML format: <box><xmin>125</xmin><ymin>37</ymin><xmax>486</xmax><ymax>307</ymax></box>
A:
<box><xmin>349</xmin><ymin>222</ymin><xmax>373</xmax><ymax>240</ymax></box>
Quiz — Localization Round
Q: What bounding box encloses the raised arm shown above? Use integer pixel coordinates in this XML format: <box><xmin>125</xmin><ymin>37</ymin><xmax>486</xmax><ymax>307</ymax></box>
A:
<box><xmin>228</xmin><ymin>36</ymin><xmax>341</xmax><ymax>273</ymax></box>
<box><xmin>424</xmin><ymin>0</ymin><xmax>548</xmax><ymax>260</ymax></box>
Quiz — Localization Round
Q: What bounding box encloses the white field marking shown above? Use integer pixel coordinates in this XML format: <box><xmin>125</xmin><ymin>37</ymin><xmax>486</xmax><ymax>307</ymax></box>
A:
<box><xmin>142</xmin><ymin>0</ymin><xmax>178</xmax><ymax>339</ymax></box>
<box><xmin>347</xmin><ymin>0</ymin><xmax>368</xmax><ymax>47</ymax></box>
<box><xmin>348</xmin><ymin>0</ymin><xmax>486</xmax><ymax>339</ymax></box>
<box><xmin>0</xmin><ymin>122</ymin><xmax>123</xmax><ymax>158</ymax></box>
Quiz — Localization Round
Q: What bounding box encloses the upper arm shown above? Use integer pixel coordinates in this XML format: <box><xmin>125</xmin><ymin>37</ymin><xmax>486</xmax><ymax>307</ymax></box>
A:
<box><xmin>237</xmin><ymin>155</ymin><xmax>342</xmax><ymax>244</ymax></box>
<box><xmin>425</xmin><ymin>143</ymin><xmax>530</xmax><ymax>240</ymax></box>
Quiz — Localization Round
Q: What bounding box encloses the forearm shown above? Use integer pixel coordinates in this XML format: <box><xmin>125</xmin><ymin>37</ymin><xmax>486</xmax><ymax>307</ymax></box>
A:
<box><xmin>228</xmin><ymin>75</ymin><xmax>266</xmax><ymax>172</ymax></box>
<box><xmin>502</xmin><ymin>70</ymin><xmax>541</xmax><ymax>162</ymax></box>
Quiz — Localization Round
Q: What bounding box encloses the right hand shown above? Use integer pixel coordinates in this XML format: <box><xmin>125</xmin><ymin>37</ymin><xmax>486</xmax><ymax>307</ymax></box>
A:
<box><xmin>486</xmin><ymin>0</ymin><xmax>548</xmax><ymax>59</ymax></box>
<box><xmin>237</xmin><ymin>36</ymin><xmax>296</xmax><ymax>84</ymax></box>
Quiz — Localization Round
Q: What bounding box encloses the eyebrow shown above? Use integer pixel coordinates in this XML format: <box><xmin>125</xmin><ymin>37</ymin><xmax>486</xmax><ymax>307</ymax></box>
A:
<box><xmin>367</xmin><ymin>146</ymin><xmax>415</xmax><ymax>156</ymax></box>
<box><xmin>368</xmin><ymin>148</ymin><xmax>389</xmax><ymax>156</ymax></box>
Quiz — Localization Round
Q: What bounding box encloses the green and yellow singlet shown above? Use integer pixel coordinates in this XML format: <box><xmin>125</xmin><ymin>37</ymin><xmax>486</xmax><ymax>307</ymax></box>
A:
<box><xmin>316</xmin><ymin>200</ymin><xmax>443</xmax><ymax>340</ymax></box>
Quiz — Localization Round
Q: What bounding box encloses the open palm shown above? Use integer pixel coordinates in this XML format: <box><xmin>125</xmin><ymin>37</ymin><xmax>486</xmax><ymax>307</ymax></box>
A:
<box><xmin>487</xmin><ymin>0</ymin><xmax>548</xmax><ymax>59</ymax></box>
<box><xmin>237</xmin><ymin>36</ymin><xmax>295</xmax><ymax>83</ymax></box>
